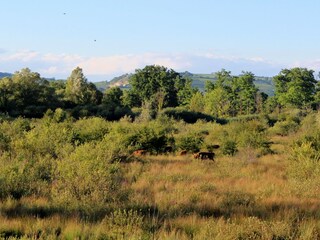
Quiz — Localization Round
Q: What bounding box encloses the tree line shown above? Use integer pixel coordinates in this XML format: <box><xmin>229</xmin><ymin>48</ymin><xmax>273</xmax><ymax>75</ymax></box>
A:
<box><xmin>0</xmin><ymin>65</ymin><xmax>319</xmax><ymax>119</ymax></box>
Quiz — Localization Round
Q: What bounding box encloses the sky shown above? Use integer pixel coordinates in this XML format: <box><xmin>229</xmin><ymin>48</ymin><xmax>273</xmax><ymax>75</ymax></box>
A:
<box><xmin>1</xmin><ymin>0</ymin><xmax>320</xmax><ymax>82</ymax></box>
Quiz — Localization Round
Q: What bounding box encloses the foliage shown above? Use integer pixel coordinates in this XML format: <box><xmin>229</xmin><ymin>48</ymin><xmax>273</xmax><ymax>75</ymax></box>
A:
<box><xmin>205</xmin><ymin>87</ymin><xmax>232</xmax><ymax>117</ymax></box>
<box><xmin>1</xmin><ymin>109</ymin><xmax>320</xmax><ymax>238</ymax></box>
<box><xmin>0</xmin><ymin>68</ymin><xmax>59</xmax><ymax>117</ymax></box>
<box><xmin>273</xmin><ymin>68</ymin><xmax>317</xmax><ymax>108</ymax></box>
<box><xmin>123</xmin><ymin>125</ymin><xmax>170</xmax><ymax>154</ymax></box>
<box><xmin>270</xmin><ymin>119</ymin><xmax>299</xmax><ymax>136</ymax></box>
<box><xmin>65</xmin><ymin>67</ymin><xmax>102</xmax><ymax>105</ymax></box>
<box><xmin>177</xmin><ymin>133</ymin><xmax>204</xmax><ymax>153</ymax></box>
<box><xmin>128</xmin><ymin>65</ymin><xmax>190</xmax><ymax>108</ymax></box>
<box><xmin>52</xmin><ymin>142</ymin><xmax>125</xmax><ymax>212</ymax></box>
<box><xmin>161</xmin><ymin>107</ymin><xmax>225</xmax><ymax>124</ymax></box>
<box><xmin>231</xmin><ymin>72</ymin><xmax>259</xmax><ymax>115</ymax></box>
<box><xmin>188</xmin><ymin>91</ymin><xmax>205</xmax><ymax>112</ymax></box>
<box><xmin>221</xmin><ymin>139</ymin><xmax>238</xmax><ymax>156</ymax></box>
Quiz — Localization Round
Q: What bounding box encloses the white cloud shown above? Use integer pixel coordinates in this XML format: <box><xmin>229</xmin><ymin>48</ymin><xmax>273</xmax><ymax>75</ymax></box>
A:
<box><xmin>42</xmin><ymin>53</ymin><xmax>83</xmax><ymax>63</ymax></box>
<box><xmin>0</xmin><ymin>49</ymin><xmax>299</xmax><ymax>80</ymax></box>
<box><xmin>77</xmin><ymin>53</ymin><xmax>192</xmax><ymax>75</ymax></box>
<box><xmin>0</xmin><ymin>50</ymin><xmax>39</xmax><ymax>62</ymax></box>
<box><xmin>291</xmin><ymin>60</ymin><xmax>320</xmax><ymax>72</ymax></box>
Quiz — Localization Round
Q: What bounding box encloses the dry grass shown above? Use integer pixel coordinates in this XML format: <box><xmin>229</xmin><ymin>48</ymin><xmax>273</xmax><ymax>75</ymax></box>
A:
<box><xmin>1</xmin><ymin>125</ymin><xmax>320</xmax><ymax>239</ymax></box>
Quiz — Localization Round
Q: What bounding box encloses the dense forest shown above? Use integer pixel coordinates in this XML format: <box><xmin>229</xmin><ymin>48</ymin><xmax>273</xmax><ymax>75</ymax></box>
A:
<box><xmin>1</xmin><ymin>65</ymin><xmax>320</xmax><ymax>239</ymax></box>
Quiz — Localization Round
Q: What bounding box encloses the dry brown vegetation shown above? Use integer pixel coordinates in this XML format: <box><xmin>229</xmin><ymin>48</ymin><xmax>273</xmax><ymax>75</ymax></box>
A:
<box><xmin>1</xmin><ymin>110</ymin><xmax>320</xmax><ymax>239</ymax></box>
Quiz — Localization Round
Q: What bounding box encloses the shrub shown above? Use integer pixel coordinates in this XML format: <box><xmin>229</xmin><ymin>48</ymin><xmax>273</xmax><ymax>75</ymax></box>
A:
<box><xmin>161</xmin><ymin>107</ymin><xmax>226</xmax><ymax>124</ymax></box>
<box><xmin>270</xmin><ymin>120</ymin><xmax>299</xmax><ymax>136</ymax></box>
<box><xmin>221</xmin><ymin>140</ymin><xmax>238</xmax><ymax>156</ymax></box>
<box><xmin>73</xmin><ymin>117</ymin><xmax>109</xmax><ymax>143</ymax></box>
<box><xmin>12</xmin><ymin>120</ymin><xmax>75</xmax><ymax>159</ymax></box>
<box><xmin>177</xmin><ymin>133</ymin><xmax>204</xmax><ymax>153</ymax></box>
<box><xmin>289</xmin><ymin>131</ymin><xmax>320</xmax><ymax>181</ymax></box>
<box><xmin>124</xmin><ymin>126</ymin><xmax>169</xmax><ymax>154</ymax></box>
<box><xmin>102</xmin><ymin>209</ymin><xmax>144</xmax><ymax>238</ymax></box>
<box><xmin>0</xmin><ymin>154</ymin><xmax>53</xmax><ymax>199</ymax></box>
<box><xmin>51</xmin><ymin>142</ymin><xmax>127</xmax><ymax>213</ymax></box>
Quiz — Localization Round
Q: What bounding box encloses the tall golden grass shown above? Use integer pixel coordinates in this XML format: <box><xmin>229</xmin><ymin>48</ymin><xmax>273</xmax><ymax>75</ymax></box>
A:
<box><xmin>1</xmin><ymin>111</ymin><xmax>320</xmax><ymax>239</ymax></box>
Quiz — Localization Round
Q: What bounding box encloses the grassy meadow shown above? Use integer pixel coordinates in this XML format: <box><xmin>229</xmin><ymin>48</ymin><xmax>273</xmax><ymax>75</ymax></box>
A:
<box><xmin>1</xmin><ymin>109</ymin><xmax>320</xmax><ymax>239</ymax></box>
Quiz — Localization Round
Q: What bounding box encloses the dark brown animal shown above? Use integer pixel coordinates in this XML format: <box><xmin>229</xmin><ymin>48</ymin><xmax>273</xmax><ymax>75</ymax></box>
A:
<box><xmin>179</xmin><ymin>150</ymin><xmax>187</xmax><ymax>156</ymax></box>
<box><xmin>164</xmin><ymin>146</ymin><xmax>173</xmax><ymax>153</ymax></box>
<box><xmin>193</xmin><ymin>152</ymin><xmax>215</xmax><ymax>161</ymax></box>
<box><xmin>211</xmin><ymin>144</ymin><xmax>220</xmax><ymax>149</ymax></box>
<box><xmin>132</xmin><ymin>149</ymin><xmax>147</xmax><ymax>156</ymax></box>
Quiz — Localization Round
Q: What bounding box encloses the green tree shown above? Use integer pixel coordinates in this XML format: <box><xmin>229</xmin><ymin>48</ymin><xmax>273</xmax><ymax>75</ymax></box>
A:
<box><xmin>273</xmin><ymin>68</ymin><xmax>317</xmax><ymax>108</ymax></box>
<box><xmin>100</xmin><ymin>87</ymin><xmax>132</xmax><ymax>120</ymax></box>
<box><xmin>215</xmin><ymin>69</ymin><xmax>233</xmax><ymax>88</ymax></box>
<box><xmin>129</xmin><ymin>65</ymin><xmax>189</xmax><ymax>108</ymax></box>
<box><xmin>0</xmin><ymin>68</ymin><xmax>59</xmax><ymax>116</ymax></box>
<box><xmin>204</xmin><ymin>69</ymin><xmax>235</xmax><ymax>117</ymax></box>
<box><xmin>231</xmin><ymin>72</ymin><xmax>258</xmax><ymax>115</ymax></box>
<box><xmin>103</xmin><ymin>87</ymin><xmax>123</xmax><ymax>106</ymax></box>
<box><xmin>204</xmin><ymin>81</ymin><xmax>215</xmax><ymax>93</ymax></box>
<box><xmin>11</xmin><ymin>68</ymin><xmax>42</xmax><ymax>108</ymax></box>
<box><xmin>176</xmin><ymin>78</ymin><xmax>195</xmax><ymax>106</ymax></box>
<box><xmin>122</xmin><ymin>90</ymin><xmax>141</xmax><ymax>108</ymax></box>
<box><xmin>0</xmin><ymin>77</ymin><xmax>14</xmax><ymax>112</ymax></box>
<box><xmin>189</xmin><ymin>91</ymin><xmax>205</xmax><ymax>112</ymax></box>
<box><xmin>65</xmin><ymin>67</ymin><xmax>102</xmax><ymax>105</ymax></box>
<box><xmin>205</xmin><ymin>87</ymin><xmax>232</xmax><ymax>117</ymax></box>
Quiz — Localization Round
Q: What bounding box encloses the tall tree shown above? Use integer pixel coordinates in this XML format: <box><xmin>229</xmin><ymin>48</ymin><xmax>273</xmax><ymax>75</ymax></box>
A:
<box><xmin>129</xmin><ymin>65</ymin><xmax>189</xmax><ymax>108</ymax></box>
<box><xmin>231</xmin><ymin>72</ymin><xmax>258</xmax><ymax>115</ymax></box>
<box><xmin>0</xmin><ymin>68</ymin><xmax>61</xmax><ymax>116</ymax></box>
<box><xmin>65</xmin><ymin>67</ymin><xmax>102</xmax><ymax>105</ymax></box>
<box><xmin>11</xmin><ymin>68</ymin><xmax>43</xmax><ymax>109</ymax></box>
<box><xmin>0</xmin><ymin>77</ymin><xmax>14</xmax><ymax>112</ymax></box>
<box><xmin>103</xmin><ymin>87</ymin><xmax>123</xmax><ymax>107</ymax></box>
<box><xmin>205</xmin><ymin>87</ymin><xmax>232</xmax><ymax>117</ymax></box>
<box><xmin>215</xmin><ymin>69</ymin><xmax>233</xmax><ymax>88</ymax></box>
<box><xmin>273</xmin><ymin>68</ymin><xmax>317</xmax><ymax>108</ymax></box>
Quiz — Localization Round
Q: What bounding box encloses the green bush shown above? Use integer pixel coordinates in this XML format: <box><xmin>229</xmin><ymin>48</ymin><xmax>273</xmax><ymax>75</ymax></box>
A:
<box><xmin>0</xmin><ymin>154</ymin><xmax>53</xmax><ymax>199</ymax></box>
<box><xmin>177</xmin><ymin>133</ymin><xmax>204</xmax><ymax>153</ymax></box>
<box><xmin>289</xmin><ymin>131</ymin><xmax>320</xmax><ymax>181</ymax></box>
<box><xmin>221</xmin><ymin>140</ymin><xmax>238</xmax><ymax>156</ymax></box>
<box><xmin>51</xmin><ymin>142</ymin><xmax>127</xmax><ymax>212</ymax></box>
<box><xmin>73</xmin><ymin>117</ymin><xmax>109</xmax><ymax>143</ymax></box>
<box><xmin>12</xmin><ymin>120</ymin><xmax>75</xmax><ymax>159</ymax></box>
<box><xmin>270</xmin><ymin>120</ymin><xmax>299</xmax><ymax>136</ymax></box>
<box><xmin>161</xmin><ymin>107</ymin><xmax>226</xmax><ymax>124</ymax></box>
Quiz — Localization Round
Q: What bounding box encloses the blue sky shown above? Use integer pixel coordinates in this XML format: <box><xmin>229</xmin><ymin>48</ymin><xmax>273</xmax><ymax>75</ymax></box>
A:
<box><xmin>1</xmin><ymin>0</ymin><xmax>320</xmax><ymax>81</ymax></box>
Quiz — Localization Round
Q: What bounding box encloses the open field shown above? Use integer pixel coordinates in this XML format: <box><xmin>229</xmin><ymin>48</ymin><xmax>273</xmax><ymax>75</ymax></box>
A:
<box><xmin>1</xmin><ymin>110</ymin><xmax>320</xmax><ymax>239</ymax></box>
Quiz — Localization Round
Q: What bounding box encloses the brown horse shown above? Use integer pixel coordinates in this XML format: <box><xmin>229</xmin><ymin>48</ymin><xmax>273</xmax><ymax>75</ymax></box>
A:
<box><xmin>179</xmin><ymin>150</ymin><xmax>187</xmax><ymax>156</ymax></box>
<box><xmin>193</xmin><ymin>152</ymin><xmax>215</xmax><ymax>161</ymax></box>
<box><xmin>132</xmin><ymin>149</ymin><xmax>147</xmax><ymax>156</ymax></box>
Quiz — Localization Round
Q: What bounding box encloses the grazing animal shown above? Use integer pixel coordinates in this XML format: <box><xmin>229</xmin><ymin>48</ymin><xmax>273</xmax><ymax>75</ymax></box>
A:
<box><xmin>164</xmin><ymin>146</ymin><xmax>173</xmax><ymax>153</ymax></box>
<box><xmin>179</xmin><ymin>150</ymin><xmax>187</xmax><ymax>156</ymax></box>
<box><xmin>132</xmin><ymin>149</ymin><xmax>147</xmax><ymax>156</ymax></box>
<box><xmin>193</xmin><ymin>152</ymin><xmax>215</xmax><ymax>161</ymax></box>
<box><xmin>211</xmin><ymin>144</ymin><xmax>220</xmax><ymax>149</ymax></box>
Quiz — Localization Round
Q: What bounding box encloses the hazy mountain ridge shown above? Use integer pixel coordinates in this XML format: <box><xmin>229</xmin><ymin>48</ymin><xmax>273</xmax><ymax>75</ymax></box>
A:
<box><xmin>95</xmin><ymin>72</ymin><xmax>274</xmax><ymax>96</ymax></box>
<box><xmin>0</xmin><ymin>71</ymin><xmax>274</xmax><ymax>96</ymax></box>
<box><xmin>0</xmin><ymin>72</ymin><xmax>12</xmax><ymax>78</ymax></box>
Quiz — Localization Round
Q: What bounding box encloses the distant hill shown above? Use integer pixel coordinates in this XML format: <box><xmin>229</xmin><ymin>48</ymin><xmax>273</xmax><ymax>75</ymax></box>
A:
<box><xmin>94</xmin><ymin>74</ymin><xmax>132</xmax><ymax>92</ymax></box>
<box><xmin>94</xmin><ymin>72</ymin><xmax>275</xmax><ymax>96</ymax></box>
<box><xmin>0</xmin><ymin>72</ymin><xmax>12</xmax><ymax>78</ymax></box>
